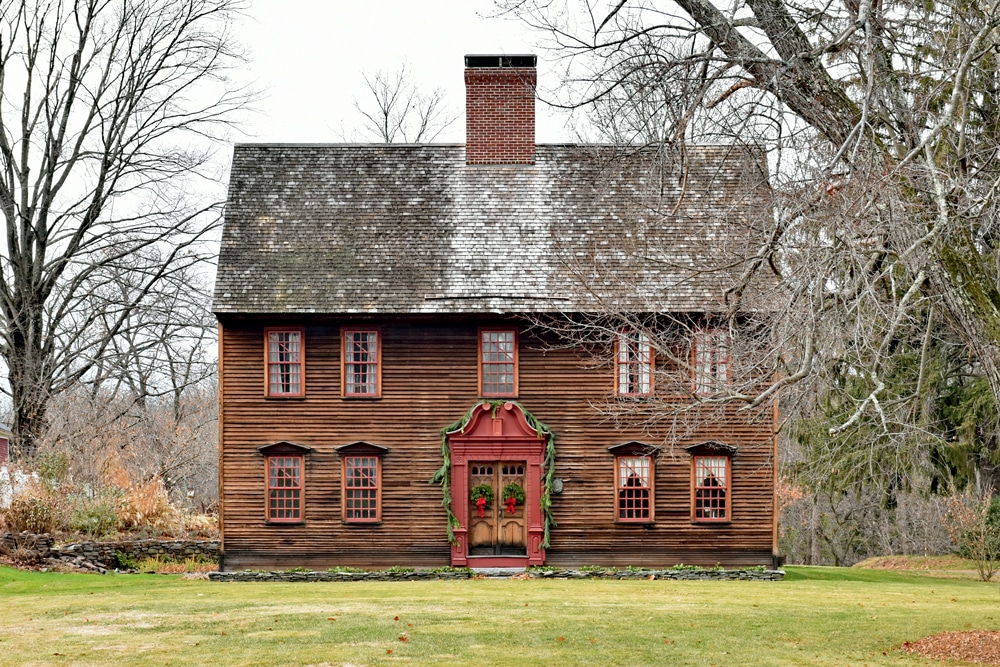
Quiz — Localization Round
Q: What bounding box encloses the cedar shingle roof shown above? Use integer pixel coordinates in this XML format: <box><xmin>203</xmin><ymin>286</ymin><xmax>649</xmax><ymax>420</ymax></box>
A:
<box><xmin>212</xmin><ymin>144</ymin><xmax>768</xmax><ymax>315</ymax></box>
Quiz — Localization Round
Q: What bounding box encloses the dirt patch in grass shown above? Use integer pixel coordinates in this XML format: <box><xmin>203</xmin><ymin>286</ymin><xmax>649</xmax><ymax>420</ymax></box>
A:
<box><xmin>853</xmin><ymin>555</ymin><xmax>993</xmax><ymax>580</ymax></box>
<box><xmin>903</xmin><ymin>631</ymin><xmax>1000</xmax><ymax>666</ymax></box>
<box><xmin>854</xmin><ymin>555</ymin><xmax>974</xmax><ymax>571</ymax></box>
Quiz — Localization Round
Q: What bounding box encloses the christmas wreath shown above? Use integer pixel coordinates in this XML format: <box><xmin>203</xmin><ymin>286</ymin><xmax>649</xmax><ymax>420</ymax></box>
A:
<box><xmin>501</xmin><ymin>482</ymin><xmax>526</xmax><ymax>505</ymax></box>
<box><xmin>470</xmin><ymin>483</ymin><xmax>494</xmax><ymax>517</ymax></box>
<box><xmin>502</xmin><ymin>482</ymin><xmax>526</xmax><ymax>514</ymax></box>
<box><xmin>470</xmin><ymin>483</ymin><xmax>495</xmax><ymax>506</ymax></box>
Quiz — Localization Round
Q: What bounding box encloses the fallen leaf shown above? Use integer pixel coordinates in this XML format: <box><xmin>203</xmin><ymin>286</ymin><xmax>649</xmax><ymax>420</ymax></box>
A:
<box><xmin>386</xmin><ymin>649</ymin><xmax>393</xmax><ymax>654</ymax></box>
<box><xmin>328</xmin><ymin>617</ymin><xmax>336</xmax><ymax>621</ymax></box>
<box><xmin>221</xmin><ymin>632</ymin><xmax>227</xmax><ymax>636</ymax></box>
<box><xmin>394</xmin><ymin>616</ymin><xmax>400</xmax><ymax>621</ymax></box>
<box><xmin>557</xmin><ymin>637</ymin><xmax>566</xmax><ymax>642</ymax></box>
<box><xmin>53</xmin><ymin>653</ymin><xmax>63</xmax><ymax>656</ymax></box>
<box><xmin>407</xmin><ymin>623</ymin><xmax>413</xmax><ymax>627</ymax></box>
<box><xmin>399</xmin><ymin>635</ymin><xmax>409</xmax><ymax>642</ymax></box>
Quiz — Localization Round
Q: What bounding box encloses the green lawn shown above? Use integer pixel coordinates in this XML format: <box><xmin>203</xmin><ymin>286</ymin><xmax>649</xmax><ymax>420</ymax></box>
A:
<box><xmin>0</xmin><ymin>566</ymin><xmax>997</xmax><ymax>666</ymax></box>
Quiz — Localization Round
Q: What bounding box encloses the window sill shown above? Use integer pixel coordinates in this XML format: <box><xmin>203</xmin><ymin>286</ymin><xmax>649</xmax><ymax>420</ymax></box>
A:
<box><xmin>691</xmin><ymin>519</ymin><xmax>731</xmax><ymax>526</ymax></box>
<box><xmin>264</xmin><ymin>394</ymin><xmax>306</xmax><ymax>399</ymax></box>
<box><xmin>265</xmin><ymin>520</ymin><xmax>305</xmax><ymax>526</ymax></box>
<box><xmin>615</xmin><ymin>519</ymin><xmax>655</xmax><ymax>526</ymax></box>
<box><xmin>341</xmin><ymin>395</ymin><xmax>382</xmax><ymax>401</ymax></box>
<box><xmin>343</xmin><ymin>519</ymin><xmax>382</xmax><ymax>526</ymax></box>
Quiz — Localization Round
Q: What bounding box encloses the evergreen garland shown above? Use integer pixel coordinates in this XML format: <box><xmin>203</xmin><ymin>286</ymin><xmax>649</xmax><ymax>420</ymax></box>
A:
<box><xmin>430</xmin><ymin>399</ymin><xmax>557</xmax><ymax>547</ymax></box>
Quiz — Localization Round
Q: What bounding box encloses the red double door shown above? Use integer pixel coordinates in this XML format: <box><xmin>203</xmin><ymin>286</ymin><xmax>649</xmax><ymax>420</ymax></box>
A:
<box><xmin>447</xmin><ymin>402</ymin><xmax>547</xmax><ymax>568</ymax></box>
<box><xmin>467</xmin><ymin>461</ymin><xmax>527</xmax><ymax>556</ymax></box>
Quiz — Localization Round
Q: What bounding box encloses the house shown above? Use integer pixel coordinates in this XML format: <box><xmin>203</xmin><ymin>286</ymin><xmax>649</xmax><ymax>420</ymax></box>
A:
<box><xmin>212</xmin><ymin>55</ymin><xmax>777</xmax><ymax>571</ymax></box>
<box><xmin>0</xmin><ymin>423</ymin><xmax>8</xmax><ymax>466</ymax></box>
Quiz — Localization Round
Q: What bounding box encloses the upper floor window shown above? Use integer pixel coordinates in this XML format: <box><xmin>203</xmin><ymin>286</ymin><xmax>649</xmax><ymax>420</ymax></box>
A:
<box><xmin>258</xmin><ymin>441</ymin><xmax>312</xmax><ymax>524</ymax></box>
<box><xmin>616</xmin><ymin>331</ymin><xmax>653</xmax><ymax>396</ymax></box>
<box><xmin>337</xmin><ymin>441</ymin><xmax>388</xmax><ymax>524</ymax></box>
<box><xmin>265</xmin><ymin>328</ymin><xmax>304</xmax><ymax>397</ymax></box>
<box><xmin>693</xmin><ymin>328</ymin><xmax>729</xmax><ymax>396</ymax></box>
<box><xmin>343</xmin><ymin>329</ymin><xmax>380</xmax><ymax>397</ymax></box>
<box><xmin>480</xmin><ymin>329</ymin><xmax>517</xmax><ymax>397</ymax></box>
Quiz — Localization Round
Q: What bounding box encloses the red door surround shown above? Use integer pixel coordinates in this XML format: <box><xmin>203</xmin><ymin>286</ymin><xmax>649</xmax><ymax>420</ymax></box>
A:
<box><xmin>447</xmin><ymin>402</ymin><xmax>547</xmax><ymax>567</ymax></box>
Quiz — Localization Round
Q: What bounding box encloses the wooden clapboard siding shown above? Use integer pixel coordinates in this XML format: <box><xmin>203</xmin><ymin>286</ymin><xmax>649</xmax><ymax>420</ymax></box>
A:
<box><xmin>218</xmin><ymin>315</ymin><xmax>776</xmax><ymax>570</ymax></box>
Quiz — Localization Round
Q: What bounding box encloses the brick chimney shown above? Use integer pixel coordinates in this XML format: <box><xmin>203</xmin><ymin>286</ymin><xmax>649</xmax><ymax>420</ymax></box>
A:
<box><xmin>464</xmin><ymin>54</ymin><xmax>537</xmax><ymax>165</ymax></box>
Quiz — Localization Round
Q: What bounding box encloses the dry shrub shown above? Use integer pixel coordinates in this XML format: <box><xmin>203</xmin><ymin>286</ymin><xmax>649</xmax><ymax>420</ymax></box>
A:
<box><xmin>182</xmin><ymin>512</ymin><xmax>218</xmax><ymax>538</ymax></box>
<box><xmin>117</xmin><ymin>476</ymin><xmax>178</xmax><ymax>533</ymax></box>
<box><xmin>944</xmin><ymin>490</ymin><xmax>1000</xmax><ymax>581</ymax></box>
<box><xmin>2</xmin><ymin>483</ymin><xmax>61</xmax><ymax>533</ymax></box>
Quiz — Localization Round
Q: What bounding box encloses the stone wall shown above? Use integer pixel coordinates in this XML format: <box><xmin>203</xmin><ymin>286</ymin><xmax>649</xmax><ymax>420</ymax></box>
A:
<box><xmin>0</xmin><ymin>532</ymin><xmax>219</xmax><ymax>573</ymax></box>
<box><xmin>209</xmin><ymin>567</ymin><xmax>785</xmax><ymax>582</ymax></box>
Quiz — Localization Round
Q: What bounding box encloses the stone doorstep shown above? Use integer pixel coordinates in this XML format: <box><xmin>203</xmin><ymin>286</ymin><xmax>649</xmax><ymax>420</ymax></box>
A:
<box><xmin>470</xmin><ymin>567</ymin><xmax>527</xmax><ymax>578</ymax></box>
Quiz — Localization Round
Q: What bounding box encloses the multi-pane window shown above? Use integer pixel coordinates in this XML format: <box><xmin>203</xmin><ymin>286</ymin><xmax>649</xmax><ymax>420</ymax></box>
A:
<box><xmin>343</xmin><ymin>330</ymin><xmax>380</xmax><ymax>396</ymax></box>
<box><xmin>617</xmin><ymin>331</ymin><xmax>653</xmax><ymax>396</ymax></box>
<box><xmin>480</xmin><ymin>329</ymin><xmax>517</xmax><ymax>396</ymax></box>
<box><xmin>344</xmin><ymin>456</ymin><xmax>380</xmax><ymax>522</ymax></box>
<box><xmin>693</xmin><ymin>456</ymin><xmax>729</xmax><ymax>521</ymax></box>
<box><xmin>616</xmin><ymin>455</ymin><xmax>653</xmax><ymax>521</ymax></box>
<box><xmin>265</xmin><ymin>329</ymin><xmax>303</xmax><ymax>396</ymax></box>
<box><xmin>267</xmin><ymin>456</ymin><xmax>302</xmax><ymax>522</ymax></box>
<box><xmin>693</xmin><ymin>329</ymin><xmax>729</xmax><ymax>396</ymax></box>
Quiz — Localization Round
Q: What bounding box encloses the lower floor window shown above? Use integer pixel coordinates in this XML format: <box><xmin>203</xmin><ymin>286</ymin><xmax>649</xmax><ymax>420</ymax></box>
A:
<box><xmin>344</xmin><ymin>455</ymin><xmax>381</xmax><ymax>522</ymax></box>
<box><xmin>268</xmin><ymin>456</ymin><xmax>302</xmax><ymax>522</ymax></box>
<box><xmin>693</xmin><ymin>456</ymin><xmax>729</xmax><ymax>521</ymax></box>
<box><xmin>617</xmin><ymin>455</ymin><xmax>652</xmax><ymax>521</ymax></box>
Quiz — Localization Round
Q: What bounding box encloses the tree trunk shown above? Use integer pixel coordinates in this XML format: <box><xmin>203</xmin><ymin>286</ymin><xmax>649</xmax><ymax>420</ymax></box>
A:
<box><xmin>6</xmin><ymin>305</ymin><xmax>51</xmax><ymax>461</ymax></box>
<box><xmin>809</xmin><ymin>493</ymin><xmax>823</xmax><ymax>565</ymax></box>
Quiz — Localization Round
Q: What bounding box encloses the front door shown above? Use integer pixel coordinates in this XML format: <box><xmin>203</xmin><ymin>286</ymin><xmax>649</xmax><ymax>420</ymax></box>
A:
<box><xmin>468</xmin><ymin>461</ymin><xmax>526</xmax><ymax>556</ymax></box>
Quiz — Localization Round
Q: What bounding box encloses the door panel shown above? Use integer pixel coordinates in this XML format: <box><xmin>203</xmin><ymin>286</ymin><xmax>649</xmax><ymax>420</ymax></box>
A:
<box><xmin>468</xmin><ymin>461</ymin><xmax>526</xmax><ymax>556</ymax></box>
<box><xmin>497</xmin><ymin>463</ymin><xmax>526</xmax><ymax>553</ymax></box>
<box><xmin>468</xmin><ymin>463</ymin><xmax>496</xmax><ymax>553</ymax></box>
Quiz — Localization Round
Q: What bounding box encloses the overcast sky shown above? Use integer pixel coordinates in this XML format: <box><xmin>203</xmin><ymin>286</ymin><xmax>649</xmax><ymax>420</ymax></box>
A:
<box><xmin>236</xmin><ymin>1</ymin><xmax>573</xmax><ymax>144</ymax></box>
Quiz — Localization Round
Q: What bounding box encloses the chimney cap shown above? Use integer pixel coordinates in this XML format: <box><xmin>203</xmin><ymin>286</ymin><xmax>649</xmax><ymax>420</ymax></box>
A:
<box><xmin>465</xmin><ymin>54</ymin><xmax>536</xmax><ymax>68</ymax></box>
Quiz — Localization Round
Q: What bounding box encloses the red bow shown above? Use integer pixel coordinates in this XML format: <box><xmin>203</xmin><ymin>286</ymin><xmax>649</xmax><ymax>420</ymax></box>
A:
<box><xmin>476</xmin><ymin>496</ymin><xmax>487</xmax><ymax>518</ymax></box>
<box><xmin>505</xmin><ymin>497</ymin><xmax>517</xmax><ymax>514</ymax></box>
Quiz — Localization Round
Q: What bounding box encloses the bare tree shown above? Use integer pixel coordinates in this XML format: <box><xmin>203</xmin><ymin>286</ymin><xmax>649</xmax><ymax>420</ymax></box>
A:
<box><xmin>352</xmin><ymin>62</ymin><xmax>457</xmax><ymax>143</ymax></box>
<box><xmin>0</xmin><ymin>0</ymin><xmax>250</xmax><ymax>458</ymax></box>
<box><xmin>499</xmin><ymin>1</ymin><xmax>1000</xmax><ymax>479</ymax></box>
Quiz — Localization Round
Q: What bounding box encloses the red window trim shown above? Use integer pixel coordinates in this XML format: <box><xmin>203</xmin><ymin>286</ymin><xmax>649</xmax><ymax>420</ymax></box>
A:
<box><xmin>691</xmin><ymin>455</ymin><xmax>731</xmax><ymax>523</ymax></box>
<box><xmin>615</xmin><ymin>330</ymin><xmax>654</xmax><ymax>397</ymax></box>
<box><xmin>266</xmin><ymin>454</ymin><xmax>304</xmax><ymax>523</ymax></box>
<box><xmin>264</xmin><ymin>327</ymin><xmax>305</xmax><ymax>397</ymax></box>
<box><xmin>478</xmin><ymin>328</ymin><xmax>518</xmax><ymax>397</ymax></box>
<box><xmin>342</xmin><ymin>455</ymin><xmax>382</xmax><ymax>523</ymax></box>
<box><xmin>341</xmin><ymin>328</ymin><xmax>382</xmax><ymax>398</ymax></box>
<box><xmin>615</xmin><ymin>454</ymin><xmax>655</xmax><ymax>523</ymax></box>
<box><xmin>692</xmin><ymin>328</ymin><xmax>730</xmax><ymax>397</ymax></box>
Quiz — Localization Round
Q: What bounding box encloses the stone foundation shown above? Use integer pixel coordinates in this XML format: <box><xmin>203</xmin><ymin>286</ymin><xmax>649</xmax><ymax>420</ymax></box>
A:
<box><xmin>208</xmin><ymin>567</ymin><xmax>784</xmax><ymax>582</ymax></box>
